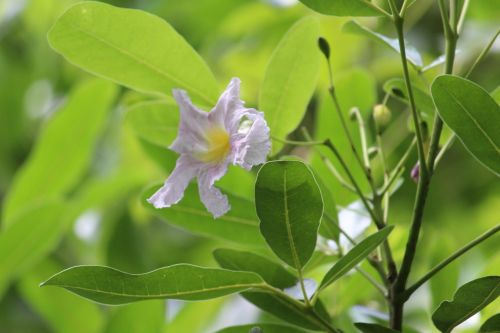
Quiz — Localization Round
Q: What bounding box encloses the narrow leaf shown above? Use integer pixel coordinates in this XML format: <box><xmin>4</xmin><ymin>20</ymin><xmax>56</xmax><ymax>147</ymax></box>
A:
<box><xmin>298</xmin><ymin>0</ymin><xmax>383</xmax><ymax>17</ymax></box>
<box><xmin>2</xmin><ymin>79</ymin><xmax>117</xmax><ymax>225</ymax></box>
<box><xmin>48</xmin><ymin>2</ymin><xmax>219</xmax><ymax>105</ymax></box>
<box><xmin>343</xmin><ymin>20</ymin><xmax>423</xmax><ymax>68</ymax></box>
<box><xmin>355</xmin><ymin>323</ymin><xmax>401</xmax><ymax>333</ymax></box>
<box><xmin>432</xmin><ymin>276</ymin><xmax>500</xmax><ymax>333</ymax></box>
<box><xmin>142</xmin><ymin>184</ymin><xmax>265</xmax><ymax>247</ymax></box>
<box><xmin>41</xmin><ymin>265</ymin><xmax>265</xmax><ymax>304</ymax></box>
<box><xmin>213</xmin><ymin>249</ymin><xmax>296</xmax><ymax>288</ymax></box>
<box><xmin>319</xmin><ymin>226</ymin><xmax>393</xmax><ymax>290</ymax></box>
<box><xmin>259</xmin><ymin>17</ymin><xmax>320</xmax><ymax>154</ymax></box>
<box><xmin>431</xmin><ymin>75</ymin><xmax>500</xmax><ymax>176</ymax></box>
<box><xmin>255</xmin><ymin>161</ymin><xmax>323</xmax><ymax>269</ymax></box>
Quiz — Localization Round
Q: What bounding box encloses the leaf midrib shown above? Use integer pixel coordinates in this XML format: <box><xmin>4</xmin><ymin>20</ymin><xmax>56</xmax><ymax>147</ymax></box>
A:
<box><xmin>55</xmin><ymin>281</ymin><xmax>266</xmax><ymax>299</ymax></box>
<box><xmin>441</xmin><ymin>86</ymin><xmax>500</xmax><ymax>154</ymax></box>
<box><xmin>60</xmin><ymin>20</ymin><xmax>214</xmax><ymax>105</ymax></box>
<box><xmin>283</xmin><ymin>169</ymin><xmax>301</xmax><ymax>269</ymax></box>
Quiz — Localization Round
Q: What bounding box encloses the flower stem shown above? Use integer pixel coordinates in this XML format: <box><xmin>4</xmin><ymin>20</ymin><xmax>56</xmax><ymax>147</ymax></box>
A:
<box><xmin>401</xmin><ymin>224</ymin><xmax>500</xmax><ymax>300</ymax></box>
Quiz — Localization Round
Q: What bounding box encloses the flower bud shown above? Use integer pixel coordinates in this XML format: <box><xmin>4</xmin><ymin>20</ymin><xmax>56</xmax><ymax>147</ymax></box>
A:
<box><xmin>411</xmin><ymin>162</ymin><xmax>419</xmax><ymax>183</ymax></box>
<box><xmin>373</xmin><ymin>104</ymin><xmax>392</xmax><ymax>128</ymax></box>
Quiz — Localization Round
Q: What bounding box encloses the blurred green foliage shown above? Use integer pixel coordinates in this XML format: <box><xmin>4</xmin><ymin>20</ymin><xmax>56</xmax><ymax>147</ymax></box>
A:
<box><xmin>0</xmin><ymin>0</ymin><xmax>498</xmax><ymax>332</ymax></box>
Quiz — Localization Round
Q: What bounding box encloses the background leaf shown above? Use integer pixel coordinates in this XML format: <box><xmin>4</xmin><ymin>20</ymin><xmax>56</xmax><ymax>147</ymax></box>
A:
<box><xmin>431</xmin><ymin>75</ymin><xmax>500</xmax><ymax>176</ymax></box>
<box><xmin>41</xmin><ymin>264</ymin><xmax>265</xmax><ymax>304</ymax></box>
<box><xmin>48</xmin><ymin>1</ymin><xmax>219</xmax><ymax>105</ymax></box>
<box><xmin>125</xmin><ymin>100</ymin><xmax>179</xmax><ymax>147</ymax></box>
<box><xmin>215</xmin><ymin>323</ymin><xmax>309</xmax><ymax>333</ymax></box>
<box><xmin>383</xmin><ymin>78</ymin><xmax>434</xmax><ymax>116</ymax></box>
<box><xmin>355</xmin><ymin>323</ymin><xmax>401</xmax><ymax>333</ymax></box>
<box><xmin>298</xmin><ymin>0</ymin><xmax>383</xmax><ymax>17</ymax></box>
<box><xmin>255</xmin><ymin>161</ymin><xmax>323</xmax><ymax>269</ymax></box>
<box><xmin>2</xmin><ymin>79</ymin><xmax>117</xmax><ymax>225</ymax></box>
<box><xmin>259</xmin><ymin>16</ymin><xmax>320</xmax><ymax>154</ymax></box>
<box><xmin>319</xmin><ymin>227</ymin><xmax>393</xmax><ymax>290</ymax></box>
<box><xmin>432</xmin><ymin>276</ymin><xmax>500</xmax><ymax>333</ymax></box>
<box><xmin>343</xmin><ymin>20</ymin><xmax>423</xmax><ymax>68</ymax></box>
<box><xmin>480</xmin><ymin>313</ymin><xmax>500</xmax><ymax>333</ymax></box>
<box><xmin>142</xmin><ymin>183</ymin><xmax>265</xmax><ymax>247</ymax></box>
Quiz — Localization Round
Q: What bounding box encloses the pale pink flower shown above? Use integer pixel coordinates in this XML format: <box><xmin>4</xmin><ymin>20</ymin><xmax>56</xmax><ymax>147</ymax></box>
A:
<box><xmin>148</xmin><ymin>78</ymin><xmax>271</xmax><ymax>218</ymax></box>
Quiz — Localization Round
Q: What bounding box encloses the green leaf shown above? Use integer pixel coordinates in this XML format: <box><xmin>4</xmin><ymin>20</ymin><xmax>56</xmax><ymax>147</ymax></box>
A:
<box><xmin>213</xmin><ymin>248</ymin><xmax>296</xmax><ymax>288</ymax></box>
<box><xmin>215</xmin><ymin>324</ymin><xmax>309</xmax><ymax>333</ymax></box>
<box><xmin>431</xmin><ymin>75</ymin><xmax>500</xmax><ymax>176</ymax></box>
<box><xmin>2</xmin><ymin>79</ymin><xmax>117</xmax><ymax>225</ymax></box>
<box><xmin>383</xmin><ymin>78</ymin><xmax>435</xmax><ymax>116</ymax></box>
<box><xmin>432</xmin><ymin>276</ymin><xmax>500</xmax><ymax>333</ymax></box>
<box><xmin>492</xmin><ymin>86</ymin><xmax>500</xmax><ymax>104</ymax></box>
<box><xmin>213</xmin><ymin>249</ymin><xmax>330</xmax><ymax>331</ymax></box>
<box><xmin>298</xmin><ymin>0</ymin><xmax>383</xmax><ymax>17</ymax></box>
<box><xmin>142</xmin><ymin>183</ymin><xmax>265</xmax><ymax>247</ymax></box>
<box><xmin>480</xmin><ymin>314</ymin><xmax>500</xmax><ymax>333</ymax></box>
<box><xmin>125</xmin><ymin>100</ymin><xmax>179</xmax><ymax>147</ymax></box>
<box><xmin>259</xmin><ymin>17</ymin><xmax>320</xmax><ymax>154</ymax></box>
<box><xmin>17</xmin><ymin>260</ymin><xmax>104</xmax><ymax>333</ymax></box>
<box><xmin>255</xmin><ymin>160</ymin><xmax>323</xmax><ymax>269</ymax></box>
<box><xmin>355</xmin><ymin>323</ymin><xmax>401</xmax><ymax>333</ymax></box>
<box><xmin>319</xmin><ymin>226</ymin><xmax>393</xmax><ymax>290</ymax></box>
<box><xmin>48</xmin><ymin>1</ymin><xmax>219</xmax><ymax>105</ymax></box>
<box><xmin>41</xmin><ymin>264</ymin><xmax>265</xmax><ymax>304</ymax></box>
<box><xmin>343</xmin><ymin>20</ymin><xmax>423</xmax><ymax>68</ymax></box>
<box><xmin>0</xmin><ymin>201</ymin><xmax>68</xmax><ymax>297</ymax></box>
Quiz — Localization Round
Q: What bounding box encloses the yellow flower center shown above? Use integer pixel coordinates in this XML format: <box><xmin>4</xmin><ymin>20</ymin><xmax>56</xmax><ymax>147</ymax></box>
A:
<box><xmin>197</xmin><ymin>127</ymin><xmax>231</xmax><ymax>163</ymax></box>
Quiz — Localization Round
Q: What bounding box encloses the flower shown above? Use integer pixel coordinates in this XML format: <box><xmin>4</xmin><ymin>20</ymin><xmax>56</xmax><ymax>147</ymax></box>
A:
<box><xmin>148</xmin><ymin>78</ymin><xmax>271</xmax><ymax>218</ymax></box>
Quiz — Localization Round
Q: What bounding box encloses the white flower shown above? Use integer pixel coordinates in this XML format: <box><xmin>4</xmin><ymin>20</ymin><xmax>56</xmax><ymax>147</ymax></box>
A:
<box><xmin>148</xmin><ymin>78</ymin><xmax>271</xmax><ymax>218</ymax></box>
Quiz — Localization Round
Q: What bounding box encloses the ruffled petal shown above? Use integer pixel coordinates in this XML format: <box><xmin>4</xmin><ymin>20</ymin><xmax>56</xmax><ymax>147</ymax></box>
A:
<box><xmin>147</xmin><ymin>155</ymin><xmax>200</xmax><ymax>208</ymax></box>
<box><xmin>209</xmin><ymin>78</ymin><xmax>243</xmax><ymax>133</ymax></box>
<box><xmin>169</xmin><ymin>89</ymin><xmax>211</xmax><ymax>154</ymax></box>
<box><xmin>232</xmin><ymin>109</ymin><xmax>271</xmax><ymax>170</ymax></box>
<box><xmin>198</xmin><ymin>163</ymin><xmax>230</xmax><ymax>218</ymax></box>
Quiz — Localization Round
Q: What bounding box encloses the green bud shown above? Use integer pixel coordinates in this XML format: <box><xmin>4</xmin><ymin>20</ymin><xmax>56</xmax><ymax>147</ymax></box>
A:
<box><xmin>318</xmin><ymin>37</ymin><xmax>330</xmax><ymax>59</ymax></box>
<box><xmin>373</xmin><ymin>104</ymin><xmax>392</xmax><ymax>128</ymax></box>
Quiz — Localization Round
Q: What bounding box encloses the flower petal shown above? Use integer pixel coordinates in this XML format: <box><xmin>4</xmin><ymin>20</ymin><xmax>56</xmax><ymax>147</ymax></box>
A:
<box><xmin>198</xmin><ymin>163</ymin><xmax>230</xmax><ymax>218</ymax></box>
<box><xmin>209</xmin><ymin>77</ymin><xmax>243</xmax><ymax>133</ymax></box>
<box><xmin>147</xmin><ymin>155</ymin><xmax>199</xmax><ymax>208</ymax></box>
<box><xmin>169</xmin><ymin>89</ymin><xmax>211</xmax><ymax>154</ymax></box>
<box><xmin>233</xmin><ymin>109</ymin><xmax>271</xmax><ymax>170</ymax></box>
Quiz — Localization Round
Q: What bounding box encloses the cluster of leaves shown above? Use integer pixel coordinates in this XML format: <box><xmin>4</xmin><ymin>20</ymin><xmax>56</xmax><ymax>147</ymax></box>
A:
<box><xmin>0</xmin><ymin>1</ymin><xmax>498</xmax><ymax>333</ymax></box>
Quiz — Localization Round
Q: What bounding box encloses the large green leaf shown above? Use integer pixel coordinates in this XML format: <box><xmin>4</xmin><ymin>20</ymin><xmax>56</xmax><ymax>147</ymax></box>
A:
<box><xmin>255</xmin><ymin>161</ymin><xmax>323</xmax><ymax>269</ymax></box>
<box><xmin>432</xmin><ymin>276</ymin><xmax>500</xmax><ymax>333</ymax></box>
<box><xmin>259</xmin><ymin>17</ymin><xmax>320</xmax><ymax>154</ymax></box>
<box><xmin>213</xmin><ymin>248</ymin><xmax>329</xmax><ymax>331</ymax></box>
<box><xmin>343</xmin><ymin>20</ymin><xmax>423</xmax><ymax>68</ymax></box>
<box><xmin>298</xmin><ymin>0</ymin><xmax>383</xmax><ymax>17</ymax></box>
<box><xmin>125</xmin><ymin>100</ymin><xmax>179</xmax><ymax>147</ymax></box>
<box><xmin>2</xmin><ymin>79</ymin><xmax>117</xmax><ymax>225</ymax></box>
<box><xmin>431</xmin><ymin>75</ymin><xmax>500</xmax><ymax>176</ymax></box>
<box><xmin>48</xmin><ymin>1</ymin><xmax>219</xmax><ymax>105</ymax></box>
<box><xmin>355</xmin><ymin>323</ymin><xmax>401</xmax><ymax>333</ymax></box>
<box><xmin>215</xmin><ymin>324</ymin><xmax>309</xmax><ymax>333</ymax></box>
<box><xmin>142</xmin><ymin>183</ymin><xmax>265</xmax><ymax>247</ymax></box>
<box><xmin>41</xmin><ymin>264</ymin><xmax>265</xmax><ymax>304</ymax></box>
<box><xmin>0</xmin><ymin>202</ymin><xmax>67</xmax><ymax>297</ymax></box>
<box><xmin>480</xmin><ymin>314</ymin><xmax>500</xmax><ymax>333</ymax></box>
<box><xmin>319</xmin><ymin>227</ymin><xmax>393</xmax><ymax>290</ymax></box>
<box><xmin>17</xmin><ymin>260</ymin><xmax>104</xmax><ymax>333</ymax></box>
